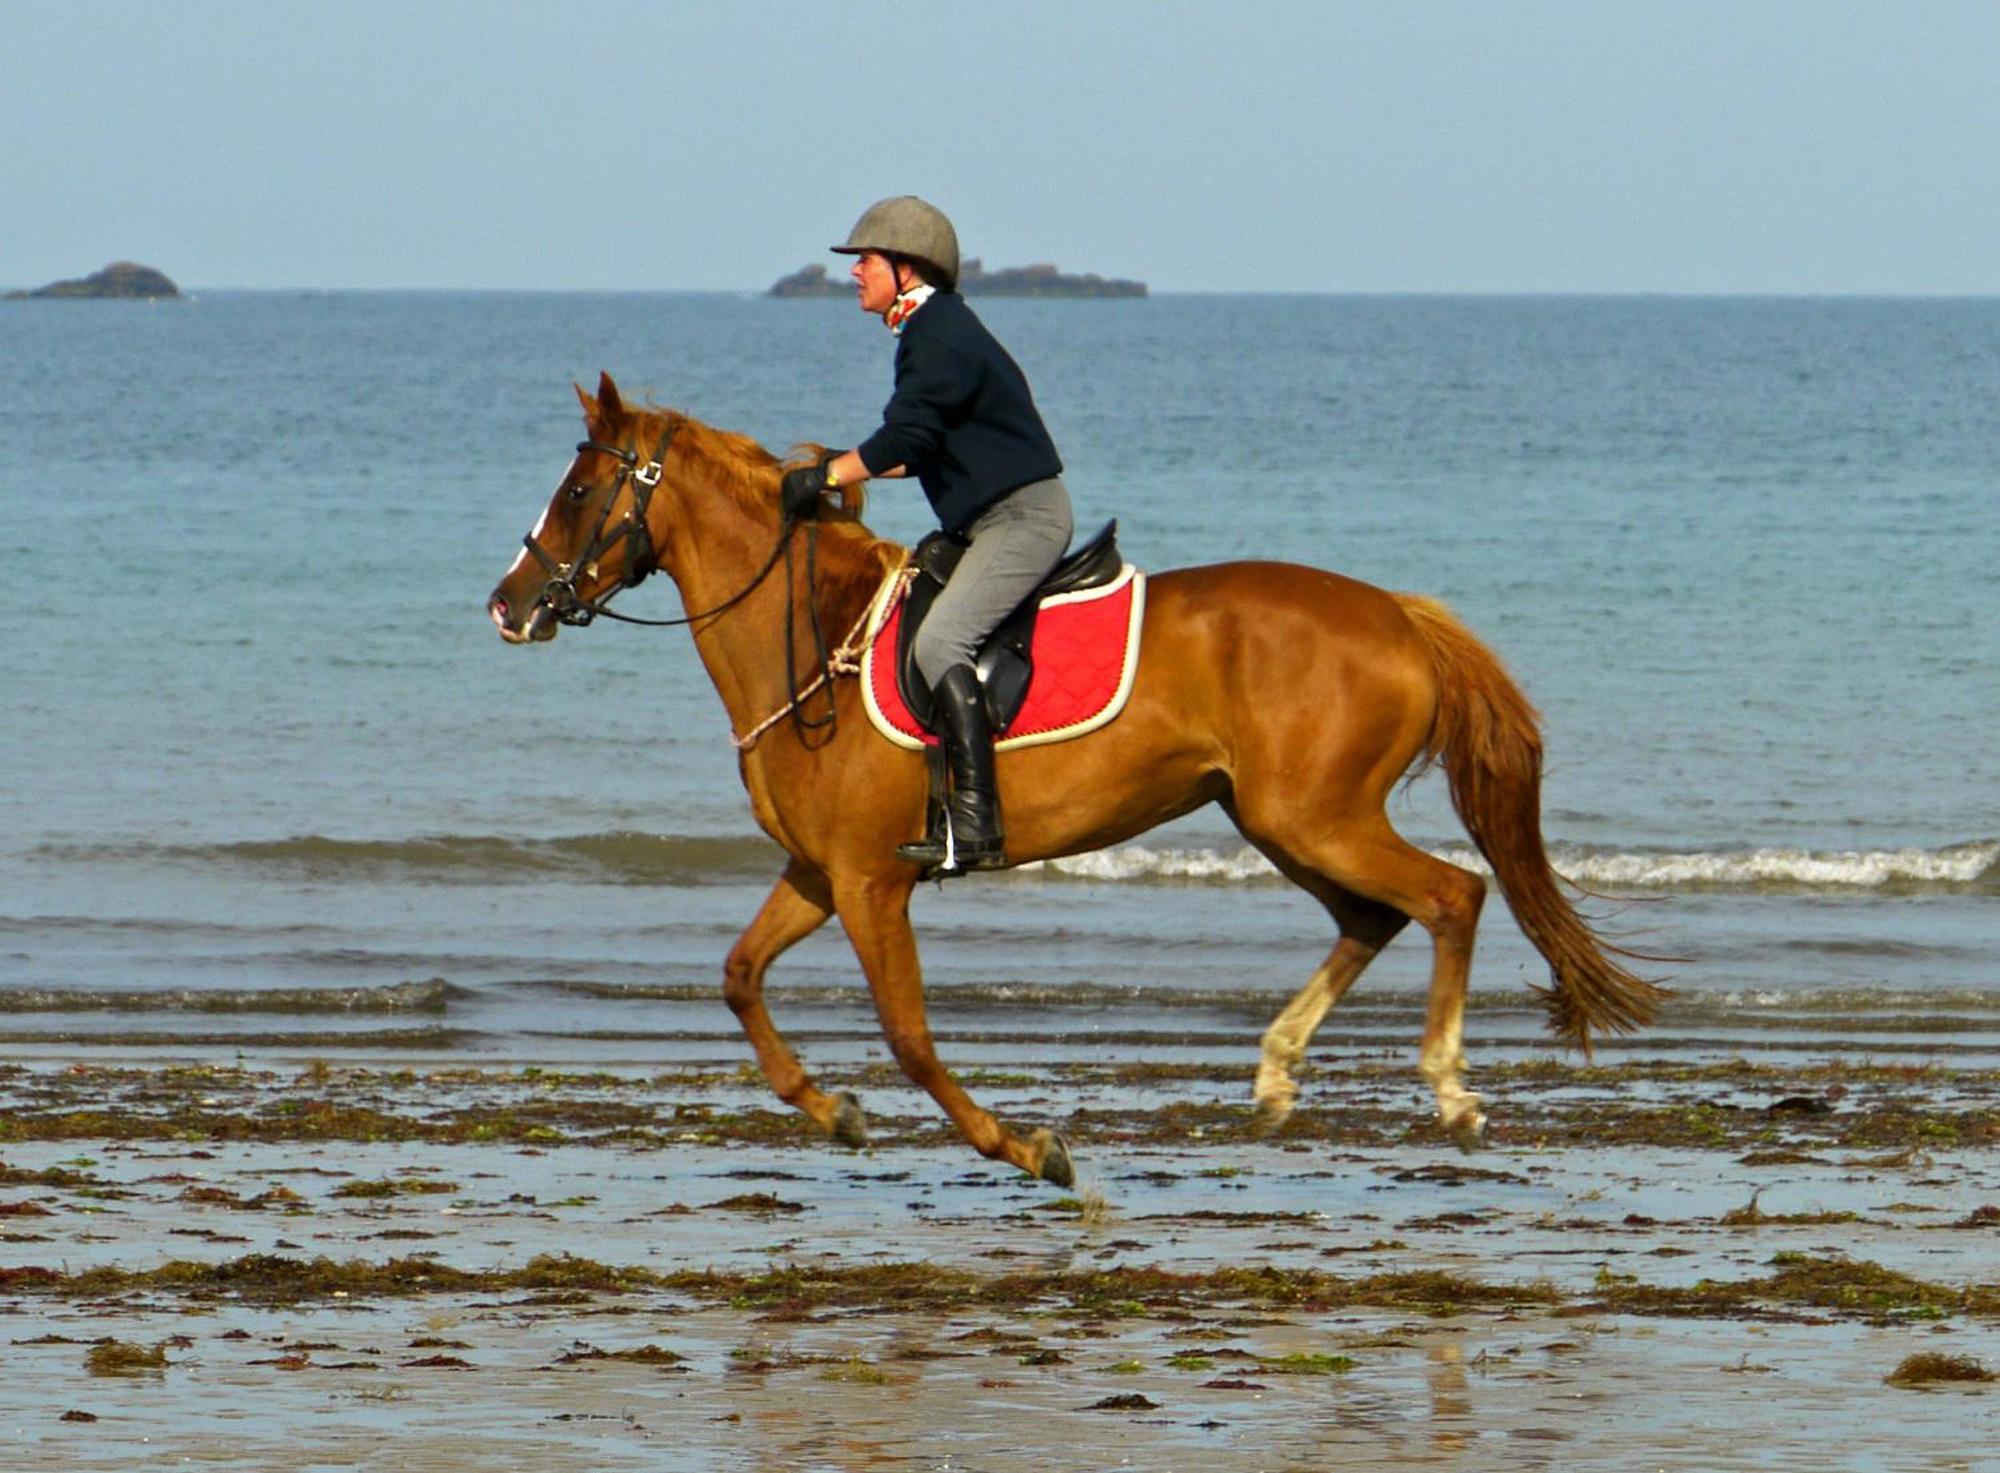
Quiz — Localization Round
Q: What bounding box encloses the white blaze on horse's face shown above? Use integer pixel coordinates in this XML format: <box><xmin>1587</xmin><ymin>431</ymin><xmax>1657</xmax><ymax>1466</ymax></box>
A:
<box><xmin>489</xmin><ymin>455</ymin><xmax>593</xmax><ymax>644</ymax></box>
<box><xmin>502</xmin><ymin>501</ymin><xmax>555</xmax><ymax>581</ymax></box>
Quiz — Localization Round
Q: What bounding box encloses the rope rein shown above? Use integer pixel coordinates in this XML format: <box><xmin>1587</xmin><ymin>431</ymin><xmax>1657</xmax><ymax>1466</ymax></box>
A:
<box><xmin>732</xmin><ymin>563</ymin><xmax>912</xmax><ymax>752</ymax></box>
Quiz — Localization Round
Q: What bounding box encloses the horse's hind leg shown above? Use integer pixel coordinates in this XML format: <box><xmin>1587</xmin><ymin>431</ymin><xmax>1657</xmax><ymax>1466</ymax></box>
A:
<box><xmin>723</xmin><ymin>862</ymin><xmax>866</xmax><ymax>1147</ymax></box>
<box><xmin>833</xmin><ymin>871</ymin><xmax>1073</xmax><ymax>1186</ymax></box>
<box><xmin>1246</xmin><ymin>814</ymin><xmax>1489</xmax><ymax>1147</ymax></box>
<box><xmin>1252</xmin><ymin>886</ymin><xmax>1407</xmax><ymax>1127</ymax></box>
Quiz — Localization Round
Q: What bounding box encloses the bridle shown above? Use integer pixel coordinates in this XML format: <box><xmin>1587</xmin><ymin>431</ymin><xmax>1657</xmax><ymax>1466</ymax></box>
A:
<box><xmin>521</xmin><ymin>430</ymin><xmax>673</xmax><ymax>628</ymax></box>
<box><xmin>519</xmin><ymin>423</ymin><xmax>848</xmax><ymax>746</ymax></box>
<box><xmin>522</xmin><ymin>425</ymin><xmax>791</xmax><ymax>632</ymax></box>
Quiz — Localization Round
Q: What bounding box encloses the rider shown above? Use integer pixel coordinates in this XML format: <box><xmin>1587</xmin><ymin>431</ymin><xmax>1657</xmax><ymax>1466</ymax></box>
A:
<box><xmin>779</xmin><ymin>196</ymin><xmax>1074</xmax><ymax>871</ymax></box>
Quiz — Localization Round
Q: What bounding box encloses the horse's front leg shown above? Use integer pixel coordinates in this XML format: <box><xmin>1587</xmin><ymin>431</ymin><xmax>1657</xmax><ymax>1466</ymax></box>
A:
<box><xmin>723</xmin><ymin>861</ymin><xmax>866</xmax><ymax>1147</ymax></box>
<box><xmin>833</xmin><ymin>871</ymin><xmax>1073</xmax><ymax>1186</ymax></box>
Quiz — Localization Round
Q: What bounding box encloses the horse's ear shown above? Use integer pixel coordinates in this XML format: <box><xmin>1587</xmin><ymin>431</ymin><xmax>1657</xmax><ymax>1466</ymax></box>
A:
<box><xmin>596</xmin><ymin>371</ymin><xmax>626</xmax><ymax>421</ymax></box>
<box><xmin>574</xmin><ymin>381</ymin><xmax>599</xmax><ymax>421</ymax></box>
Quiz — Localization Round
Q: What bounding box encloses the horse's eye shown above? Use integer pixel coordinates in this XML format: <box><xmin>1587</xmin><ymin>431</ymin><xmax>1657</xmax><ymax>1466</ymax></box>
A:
<box><xmin>566</xmin><ymin>481</ymin><xmax>589</xmax><ymax>503</ymax></box>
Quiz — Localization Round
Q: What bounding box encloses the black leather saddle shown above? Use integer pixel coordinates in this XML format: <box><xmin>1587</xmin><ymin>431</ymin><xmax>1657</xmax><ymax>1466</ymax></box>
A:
<box><xmin>897</xmin><ymin>520</ymin><xmax>1124</xmax><ymax>733</ymax></box>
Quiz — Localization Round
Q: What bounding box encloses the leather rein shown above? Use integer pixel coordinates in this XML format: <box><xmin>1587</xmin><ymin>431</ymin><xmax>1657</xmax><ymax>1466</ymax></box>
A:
<box><xmin>520</xmin><ymin>427</ymin><xmax>845</xmax><ymax>744</ymax></box>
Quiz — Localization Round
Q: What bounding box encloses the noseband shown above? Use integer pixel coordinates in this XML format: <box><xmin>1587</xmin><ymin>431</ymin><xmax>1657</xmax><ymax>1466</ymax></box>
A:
<box><xmin>521</xmin><ymin>433</ymin><xmax>672</xmax><ymax>627</ymax></box>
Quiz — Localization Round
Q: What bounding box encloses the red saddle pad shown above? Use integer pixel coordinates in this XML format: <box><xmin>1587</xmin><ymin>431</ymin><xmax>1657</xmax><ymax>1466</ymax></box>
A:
<box><xmin>861</xmin><ymin>566</ymin><xmax>1147</xmax><ymax>751</ymax></box>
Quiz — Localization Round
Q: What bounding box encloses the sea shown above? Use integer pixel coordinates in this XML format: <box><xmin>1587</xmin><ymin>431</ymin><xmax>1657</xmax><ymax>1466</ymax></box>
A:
<box><xmin>1</xmin><ymin>290</ymin><xmax>1995</xmax><ymax>1065</ymax></box>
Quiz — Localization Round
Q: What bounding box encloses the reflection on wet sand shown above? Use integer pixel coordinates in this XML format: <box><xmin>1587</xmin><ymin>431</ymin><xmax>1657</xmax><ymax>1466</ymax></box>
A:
<box><xmin>0</xmin><ymin>1045</ymin><xmax>1993</xmax><ymax>1470</ymax></box>
<box><xmin>1428</xmin><ymin>1340</ymin><xmax>1471</xmax><ymax>1453</ymax></box>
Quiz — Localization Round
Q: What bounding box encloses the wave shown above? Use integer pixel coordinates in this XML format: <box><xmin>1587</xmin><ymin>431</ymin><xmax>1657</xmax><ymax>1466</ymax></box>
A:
<box><xmin>1019</xmin><ymin>839</ymin><xmax>2000</xmax><ymax>895</ymax></box>
<box><xmin>0</xmin><ymin>1026</ymin><xmax>481</xmax><ymax>1050</ymax></box>
<box><xmin>32</xmin><ymin>832</ymin><xmax>785</xmax><ymax>886</ymax></box>
<box><xmin>0</xmin><ymin>978</ymin><xmax>458</xmax><ymax>1015</ymax></box>
<box><xmin>27</xmin><ymin>833</ymin><xmax>1999</xmax><ymax>896</ymax></box>
<box><xmin>523</xmin><ymin>978</ymin><xmax>2000</xmax><ymax>1031</ymax></box>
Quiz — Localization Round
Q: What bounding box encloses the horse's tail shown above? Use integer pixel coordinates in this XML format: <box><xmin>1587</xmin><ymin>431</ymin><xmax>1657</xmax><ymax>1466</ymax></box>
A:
<box><xmin>1393</xmin><ymin>593</ymin><xmax>1669</xmax><ymax>1053</ymax></box>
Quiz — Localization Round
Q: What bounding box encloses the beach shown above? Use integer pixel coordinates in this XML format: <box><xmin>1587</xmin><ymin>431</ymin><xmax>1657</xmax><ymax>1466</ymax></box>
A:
<box><xmin>2</xmin><ymin>290</ymin><xmax>1995</xmax><ymax>1468</ymax></box>
<box><xmin>4</xmin><ymin>1004</ymin><xmax>1996</xmax><ymax>1471</ymax></box>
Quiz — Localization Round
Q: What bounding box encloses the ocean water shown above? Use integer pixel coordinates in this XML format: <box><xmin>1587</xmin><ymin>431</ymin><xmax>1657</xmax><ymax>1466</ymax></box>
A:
<box><xmin>1</xmin><ymin>291</ymin><xmax>1994</xmax><ymax>1056</ymax></box>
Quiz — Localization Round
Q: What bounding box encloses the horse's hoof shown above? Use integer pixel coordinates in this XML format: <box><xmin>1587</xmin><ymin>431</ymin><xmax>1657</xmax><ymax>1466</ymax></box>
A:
<box><xmin>1030</xmin><ymin>1128</ymin><xmax>1075</xmax><ymax>1189</ymax></box>
<box><xmin>830</xmin><ymin>1091</ymin><xmax>868</xmax><ymax>1149</ymax></box>
<box><xmin>1447</xmin><ymin>1110</ymin><xmax>1488</xmax><ymax>1154</ymax></box>
<box><xmin>1252</xmin><ymin>1093</ymin><xmax>1296</xmax><ymax>1134</ymax></box>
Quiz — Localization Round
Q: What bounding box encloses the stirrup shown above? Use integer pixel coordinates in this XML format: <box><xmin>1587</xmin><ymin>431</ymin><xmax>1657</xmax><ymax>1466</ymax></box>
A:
<box><xmin>896</xmin><ymin>812</ymin><xmax>1006</xmax><ymax>875</ymax></box>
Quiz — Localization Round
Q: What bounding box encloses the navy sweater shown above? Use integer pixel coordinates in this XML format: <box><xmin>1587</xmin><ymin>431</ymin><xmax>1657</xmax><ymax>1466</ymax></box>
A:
<box><xmin>855</xmin><ymin>291</ymin><xmax>1063</xmax><ymax>534</ymax></box>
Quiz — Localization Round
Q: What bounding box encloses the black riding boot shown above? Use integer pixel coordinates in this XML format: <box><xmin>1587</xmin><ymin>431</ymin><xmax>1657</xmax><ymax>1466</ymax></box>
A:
<box><xmin>896</xmin><ymin>664</ymin><xmax>1007</xmax><ymax>872</ymax></box>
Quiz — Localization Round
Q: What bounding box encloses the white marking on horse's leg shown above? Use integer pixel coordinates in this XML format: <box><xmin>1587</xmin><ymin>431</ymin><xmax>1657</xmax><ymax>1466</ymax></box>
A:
<box><xmin>1255</xmin><ymin>951</ymin><xmax>1368</xmax><ymax>1123</ymax></box>
<box><xmin>1419</xmin><ymin>1016</ymin><xmax>1485</xmax><ymax>1148</ymax></box>
<box><xmin>1407</xmin><ymin>864</ymin><xmax>1486</xmax><ymax>1149</ymax></box>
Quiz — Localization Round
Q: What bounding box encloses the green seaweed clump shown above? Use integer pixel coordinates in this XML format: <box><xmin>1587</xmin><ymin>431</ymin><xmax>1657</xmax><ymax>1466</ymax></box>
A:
<box><xmin>333</xmin><ymin>1178</ymin><xmax>460</xmax><ymax>1198</ymax></box>
<box><xmin>1257</xmin><ymin>1352</ymin><xmax>1358</xmax><ymax>1376</ymax></box>
<box><xmin>557</xmin><ymin>1343</ymin><xmax>687</xmax><ymax>1367</ymax></box>
<box><xmin>85</xmin><ymin>1340</ymin><xmax>168</xmax><ymax>1376</ymax></box>
<box><xmin>1884</xmin><ymin>1353</ymin><xmax>1995</xmax><ymax>1387</ymax></box>
<box><xmin>1761</xmin><ymin>1253</ymin><xmax>1982</xmax><ymax>1317</ymax></box>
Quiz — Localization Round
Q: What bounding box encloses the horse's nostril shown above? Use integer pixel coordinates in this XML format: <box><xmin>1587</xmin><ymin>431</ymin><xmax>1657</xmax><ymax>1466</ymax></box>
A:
<box><xmin>489</xmin><ymin>594</ymin><xmax>510</xmax><ymax>626</ymax></box>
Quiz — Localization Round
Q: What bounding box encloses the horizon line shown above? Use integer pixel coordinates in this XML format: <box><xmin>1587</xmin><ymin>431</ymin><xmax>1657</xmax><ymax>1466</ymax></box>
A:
<box><xmin>14</xmin><ymin>284</ymin><xmax>1999</xmax><ymax>302</ymax></box>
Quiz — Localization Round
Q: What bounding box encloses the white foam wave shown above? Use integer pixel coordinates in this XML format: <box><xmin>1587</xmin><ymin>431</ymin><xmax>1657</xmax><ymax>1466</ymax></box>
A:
<box><xmin>1022</xmin><ymin>839</ymin><xmax>1998</xmax><ymax>893</ymax></box>
<box><xmin>1037</xmin><ymin>846</ymin><xmax>1279</xmax><ymax>883</ymax></box>
<box><xmin>1553</xmin><ymin>841</ymin><xmax>1998</xmax><ymax>890</ymax></box>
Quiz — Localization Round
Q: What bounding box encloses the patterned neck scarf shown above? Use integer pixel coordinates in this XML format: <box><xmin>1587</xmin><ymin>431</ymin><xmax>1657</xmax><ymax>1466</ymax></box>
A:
<box><xmin>885</xmin><ymin>283</ymin><xmax>935</xmax><ymax>336</ymax></box>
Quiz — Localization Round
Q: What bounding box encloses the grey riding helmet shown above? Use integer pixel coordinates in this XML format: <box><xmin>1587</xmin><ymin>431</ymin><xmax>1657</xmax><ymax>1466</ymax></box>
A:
<box><xmin>832</xmin><ymin>196</ymin><xmax>960</xmax><ymax>290</ymax></box>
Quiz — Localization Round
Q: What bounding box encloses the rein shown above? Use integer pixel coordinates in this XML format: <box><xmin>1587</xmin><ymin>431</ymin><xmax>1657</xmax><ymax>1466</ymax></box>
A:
<box><xmin>730</xmin><ymin>565</ymin><xmax>909</xmax><ymax>752</ymax></box>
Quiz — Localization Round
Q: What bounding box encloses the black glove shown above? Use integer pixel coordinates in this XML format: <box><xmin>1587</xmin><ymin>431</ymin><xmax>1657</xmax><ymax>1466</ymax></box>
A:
<box><xmin>779</xmin><ymin>452</ymin><xmax>849</xmax><ymax>519</ymax></box>
<box><xmin>779</xmin><ymin>463</ymin><xmax>828</xmax><ymax>519</ymax></box>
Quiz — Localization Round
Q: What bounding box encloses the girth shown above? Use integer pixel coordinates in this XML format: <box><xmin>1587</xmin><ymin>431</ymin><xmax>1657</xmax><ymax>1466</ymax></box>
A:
<box><xmin>895</xmin><ymin>519</ymin><xmax>1123</xmax><ymax>732</ymax></box>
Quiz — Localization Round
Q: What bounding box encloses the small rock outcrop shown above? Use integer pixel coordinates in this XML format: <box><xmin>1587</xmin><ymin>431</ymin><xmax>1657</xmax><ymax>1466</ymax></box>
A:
<box><xmin>768</xmin><ymin>258</ymin><xmax>1144</xmax><ymax>299</ymax></box>
<box><xmin>12</xmin><ymin>262</ymin><xmax>181</xmax><ymax>300</ymax></box>
<box><xmin>959</xmin><ymin>259</ymin><xmax>1146</xmax><ymax>297</ymax></box>
<box><xmin>768</xmin><ymin>263</ymin><xmax>841</xmax><ymax>298</ymax></box>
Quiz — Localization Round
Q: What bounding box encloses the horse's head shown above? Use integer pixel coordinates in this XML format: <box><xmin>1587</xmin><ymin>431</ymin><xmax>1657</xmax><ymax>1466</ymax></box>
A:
<box><xmin>488</xmin><ymin>372</ymin><xmax>675</xmax><ymax>644</ymax></box>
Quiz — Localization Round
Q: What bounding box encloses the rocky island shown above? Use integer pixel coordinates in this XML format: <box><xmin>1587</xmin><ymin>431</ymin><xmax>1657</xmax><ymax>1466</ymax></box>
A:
<box><xmin>770</xmin><ymin>258</ymin><xmax>1144</xmax><ymax>298</ymax></box>
<box><xmin>7</xmin><ymin>262</ymin><xmax>181</xmax><ymax>300</ymax></box>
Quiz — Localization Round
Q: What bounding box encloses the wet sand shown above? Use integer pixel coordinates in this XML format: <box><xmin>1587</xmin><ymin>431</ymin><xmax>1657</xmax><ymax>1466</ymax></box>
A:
<box><xmin>2</xmin><ymin>1021</ymin><xmax>1996</xmax><ymax>1471</ymax></box>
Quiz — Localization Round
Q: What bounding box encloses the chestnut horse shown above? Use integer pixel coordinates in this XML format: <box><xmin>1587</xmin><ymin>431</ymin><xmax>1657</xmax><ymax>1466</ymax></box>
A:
<box><xmin>488</xmin><ymin>374</ymin><xmax>1663</xmax><ymax>1186</ymax></box>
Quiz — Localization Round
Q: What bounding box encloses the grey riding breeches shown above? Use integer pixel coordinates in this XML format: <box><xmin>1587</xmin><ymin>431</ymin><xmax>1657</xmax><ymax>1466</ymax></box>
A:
<box><xmin>912</xmin><ymin>477</ymin><xmax>1075</xmax><ymax>689</ymax></box>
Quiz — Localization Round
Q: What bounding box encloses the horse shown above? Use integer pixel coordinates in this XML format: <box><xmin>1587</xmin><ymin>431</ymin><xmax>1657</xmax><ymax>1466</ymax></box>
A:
<box><xmin>487</xmin><ymin>373</ymin><xmax>1665</xmax><ymax>1187</ymax></box>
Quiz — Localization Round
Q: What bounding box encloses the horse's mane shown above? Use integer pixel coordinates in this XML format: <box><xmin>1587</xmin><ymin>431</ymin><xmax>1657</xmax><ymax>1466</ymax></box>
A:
<box><xmin>628</xmin><ymin>402</ymin><xmax>906</xmax><ymax>594</ymax></box>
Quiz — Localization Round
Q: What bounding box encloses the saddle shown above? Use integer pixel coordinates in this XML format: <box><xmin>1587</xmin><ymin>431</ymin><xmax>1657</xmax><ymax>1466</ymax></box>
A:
<box><xmin>896</xmin><ymin>521</ymin><xmax>1125</xmax><ymax>732</ymax></box>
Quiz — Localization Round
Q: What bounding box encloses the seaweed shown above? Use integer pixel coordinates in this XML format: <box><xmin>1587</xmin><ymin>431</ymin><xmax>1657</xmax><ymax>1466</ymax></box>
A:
<box><xmin>555</xmin><ymin>1343</ymin><xmax>687</xmax><ymax>1366</ymax></box>
<box><xmin>85</xmin><ymin>1340</ymin><xmax>168</xmax><ymax>1375</ymax></box>
<box><xmin>1718</xmin><ymin>1190</ymin><xmax>1862</xmax><ymax>1228</ymax></box>
<box><xmin>1884</xmin><ymin>1353</ymin><xmax>1995</xmax><ymax>1387</ymax></box>
<box><xmin>4</xmin><ymin>1058</ymin><xmax>1993</xmax><ymax>1157</ymax></box>
<box><xmin>5</xmin><ymin>1237</ymin><xmax>1988</xmax><ymax>1327</ymax></box>
<box><xmin>1597</xmin><ymin>1253</ymin><xmax>1995</xmax><ymax>1321</ymax></box>
<box><xmin>1255</xmin><ymin>1352</ymin><xmax>1358</xmax><ymax>1375</ymax></box>
<box><xmin>704</xmin><ymin>1193</ymin><xmax>807</xmax><ymax>1215</ymax></box>
<box><xmin>332</xmin><ymin>1179</ymin><xmax>460</xmax><ymax>1199</ymax></box>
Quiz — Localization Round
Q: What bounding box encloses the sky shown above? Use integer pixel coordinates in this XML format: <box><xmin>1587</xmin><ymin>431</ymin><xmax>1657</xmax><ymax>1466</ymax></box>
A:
<box><xmin>5</xmin><ymin>0</ymin><xmax>1997</xmax><ymax>294</ymax></box>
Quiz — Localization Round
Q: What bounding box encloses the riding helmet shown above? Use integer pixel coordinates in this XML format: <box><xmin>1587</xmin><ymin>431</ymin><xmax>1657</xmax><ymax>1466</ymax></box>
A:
<box><xmin>832</xmin><ymin>196</ymin><xmax>960</xmax><ymax>290</ymax></box>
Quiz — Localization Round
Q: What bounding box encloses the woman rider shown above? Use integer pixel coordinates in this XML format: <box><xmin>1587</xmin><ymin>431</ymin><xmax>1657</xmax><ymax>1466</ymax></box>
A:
<box><xmin>779</xmin><ymin>196</ymin><xmax>1075</xmax><ymax>872</ymax></box>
